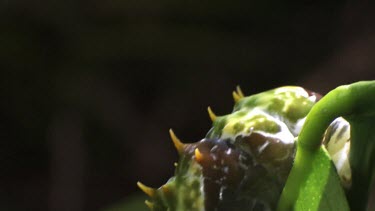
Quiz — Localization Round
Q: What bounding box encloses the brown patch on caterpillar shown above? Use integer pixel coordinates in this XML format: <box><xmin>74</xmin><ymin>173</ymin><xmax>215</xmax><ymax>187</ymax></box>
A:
<box><xmin>190</xmin><ymin>138</ymin><xmax>249</xmax><ymax>210</ymax></box>
<box><xmin>235</xmin><ymin>133</ymin><xmax>295</xmax><ymax>184</ymax></box>
<box><xmin>185</xmin><ymin>136</ymin><xmax>291</xmax><ymax>210</ymax></box>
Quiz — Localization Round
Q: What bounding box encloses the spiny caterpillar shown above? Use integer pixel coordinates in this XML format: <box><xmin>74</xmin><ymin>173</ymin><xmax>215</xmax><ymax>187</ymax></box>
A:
<box><xmin>138</xmin><ymin>86</ymin><xmax>352</xmax><ymax>211</ymax></box>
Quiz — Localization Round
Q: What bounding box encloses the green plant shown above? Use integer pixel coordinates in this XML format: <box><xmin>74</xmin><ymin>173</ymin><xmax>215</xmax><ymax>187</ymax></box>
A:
<box><xmin>138</xmin><ymin>81</ymin><xmax>375</xmax><ymax>210</ymax></box>
<box><xmin>278</xmin><ymin>81</ymin><xmax>375</xmax><ymax>211</ymax></box>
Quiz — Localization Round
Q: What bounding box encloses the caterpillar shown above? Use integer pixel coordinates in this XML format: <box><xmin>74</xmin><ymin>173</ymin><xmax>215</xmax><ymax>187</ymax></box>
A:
<box><xmin>138</xmin><ymin>86</ymin><xmax>352</xmax><ymax>211</ymax></box>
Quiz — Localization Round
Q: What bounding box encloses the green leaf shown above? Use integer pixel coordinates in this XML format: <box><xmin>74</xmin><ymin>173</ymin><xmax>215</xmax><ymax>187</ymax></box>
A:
<box><xmin>293</xmin><ymin>147</ymin><xmax>349</xmax><ymax>211</ymax></box>
<box><xmin>278</xmin><ymin>81</ymin><xmax>375</xmax><ymax>210</ymax></box>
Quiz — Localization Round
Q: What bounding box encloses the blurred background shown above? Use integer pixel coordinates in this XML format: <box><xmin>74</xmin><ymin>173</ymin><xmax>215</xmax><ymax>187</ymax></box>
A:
<box><xmin>1</xmin><ymin>1</ymin><xmax>375</xmax><ymax>210</ymax></box>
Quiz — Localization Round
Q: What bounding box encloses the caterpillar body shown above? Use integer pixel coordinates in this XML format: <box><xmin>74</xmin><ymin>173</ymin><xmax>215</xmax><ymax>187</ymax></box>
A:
<box><xmin>138</xmin><ymin>86</ymin><xmax>351</xmax><ymax>211</ymax></box>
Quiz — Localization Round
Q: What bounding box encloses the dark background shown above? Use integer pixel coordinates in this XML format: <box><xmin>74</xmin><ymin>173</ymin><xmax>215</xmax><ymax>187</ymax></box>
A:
<box><xmin>1</xmin><ymin>1</ymin><xmax>375</xmax><ymax>210</ymax></box>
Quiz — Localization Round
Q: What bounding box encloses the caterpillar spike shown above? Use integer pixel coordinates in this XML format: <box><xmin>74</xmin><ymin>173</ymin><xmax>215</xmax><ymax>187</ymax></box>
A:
<box><xmin>169</xmin><ymin>129</ymin><xmax>184</xmax><ymax>154</ymax></box>
<box><xmin>207</xmin><ymin>106</ymin><xmax>217</xmax><ymax>122</ymax></box>
<box><xmin>137</xmin><ymin>182</ymin><xmax>156</xmax><ymax>197</ymax></box>
<box><xmin>232</xmin><ymin>91</ymin><xmax>241</xmax><ymax>103</ymax></box>
<box><xmin>236</xmin><ymin>85</ymin><xmax>245</xmax><ymax>98</ymax></box>
<box><xmin>194</xmin><ymin>148</ymin><xmax>203</xmax><ymax>162</ymax></box>
<box><xmin>145</xmin><ymin>200</ymin><xmax>154</xmax><ymax>209</ymax></box>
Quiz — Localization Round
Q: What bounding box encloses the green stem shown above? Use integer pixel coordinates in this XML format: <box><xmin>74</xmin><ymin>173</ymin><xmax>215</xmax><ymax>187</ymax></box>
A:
<box><xmin>277</xmin><ymin>81</ymin><xmax>375</xmax><ymax>210</ymax></box>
